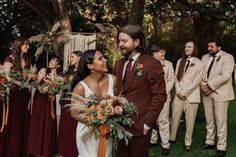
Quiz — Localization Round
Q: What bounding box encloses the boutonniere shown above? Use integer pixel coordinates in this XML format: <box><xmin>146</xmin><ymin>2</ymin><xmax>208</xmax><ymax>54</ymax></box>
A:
<box><xmin>190</xmin><ymin>62</ymin><xmax>195</xmax><ymax>67</ymax></box>
<box><xmin>216</xmin><ymin>55</ymin><xmax>221</xmax><ymax>62</ymax></box>
<box><xmin>135</xmin><ymin>62</ymin><xmax>143</xmax><ymax>76</ymax></box>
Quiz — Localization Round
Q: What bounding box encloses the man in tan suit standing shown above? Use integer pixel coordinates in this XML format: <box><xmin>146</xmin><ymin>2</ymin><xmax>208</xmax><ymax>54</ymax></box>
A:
<box><xmin>197</xmin><ymin>38</ymin><xmax>235</xmax><ymax>157</ymax></box>
<box><xmin>169</xmin><ymin>41</ymin><xmax>204</xmax><ymax>152</ymax></box>
<box><xmin>150</xmin><ymin>45</ymin><xmax>175</xmax><ymax>156</ymax></box>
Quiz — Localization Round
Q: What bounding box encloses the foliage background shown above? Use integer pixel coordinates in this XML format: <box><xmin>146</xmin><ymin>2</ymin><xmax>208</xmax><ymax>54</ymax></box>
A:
<box><xmin>0</xmin><ymin>0</ymin><xmax>236</xmax><ymax>67</ymax></box>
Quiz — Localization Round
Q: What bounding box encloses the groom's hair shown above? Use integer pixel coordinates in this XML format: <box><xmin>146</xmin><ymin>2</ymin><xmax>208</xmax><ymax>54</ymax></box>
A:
<box><xmin>117</xmin><ymin>24</ymin><xmax>146</xmax><ymax>53</ymax></box>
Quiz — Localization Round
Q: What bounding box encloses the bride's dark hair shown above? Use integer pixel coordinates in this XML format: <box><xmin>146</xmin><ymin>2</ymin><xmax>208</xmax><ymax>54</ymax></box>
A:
<box><xmin>71</xmin><ymin>49</ymin><xmax>96</xmax><ymax>90</ymax></box>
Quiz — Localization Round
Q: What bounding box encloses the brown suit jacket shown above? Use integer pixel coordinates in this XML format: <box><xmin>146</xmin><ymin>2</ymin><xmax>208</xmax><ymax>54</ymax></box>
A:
<box><xmin>114</xmin><ymin>54</ymin><xmax>167</xmax><ymax>136</ymax></box>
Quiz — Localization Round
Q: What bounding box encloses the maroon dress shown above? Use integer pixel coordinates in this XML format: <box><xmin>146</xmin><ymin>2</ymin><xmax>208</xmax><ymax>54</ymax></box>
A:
<box><xmin>58</xmin><ymin>97</ymin><xmax>78</xmax><ymax>157</ymax></box>
<box><xmin>26</xmin><ymin>90</ymin><xmax>57</xmax><ymax>156</ymax></box>
<box><xmin>4</xmin><ymin>86</ymin><xmax>30</xmax><ymax>157</ymax></box>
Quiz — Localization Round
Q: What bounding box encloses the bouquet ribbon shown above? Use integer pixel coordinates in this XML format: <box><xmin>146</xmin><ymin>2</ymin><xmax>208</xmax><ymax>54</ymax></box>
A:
<box><xmin>49</xmin><ymin>95</ymin><xmax>56</xmax><ymax>119</ymax></box>
<box><xmin>97</xmin><ymin>124</ymin><xmax>110</xmax><ymax>157</ymax></box>
<box><xmin>0</xmin><ymin>98</ymin><xmax>9</xmax><ymax>132</ymax></box>
<box><xmin>27</xmin><ymin>87</ymin><xmax>36</xmax><ymax>115</ymax></box>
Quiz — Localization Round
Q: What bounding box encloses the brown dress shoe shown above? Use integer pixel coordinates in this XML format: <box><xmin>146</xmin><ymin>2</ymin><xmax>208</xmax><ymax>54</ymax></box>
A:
<box><xmin>184</xmin><ymin>145</ymin><xmax>191</xmax><ymax>152</ymax></box>
<box><xmin>215</xmin><ymin>150</ymin><xmax>226</xmax><ymax>157</ymax></box>
<box><xmin>161</xmin><ymin>148</ymin><xmax>169</xmax><ymax>156</ymax></box>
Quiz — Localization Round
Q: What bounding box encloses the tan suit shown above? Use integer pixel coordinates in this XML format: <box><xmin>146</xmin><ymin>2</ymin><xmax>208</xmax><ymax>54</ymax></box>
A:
<box><xmin>170</xmin><ymin>57</ymin><xmax>204</xmax><ymax>146</ymax></box>
<box><xmin>151</xmin><ymin>60</ymin><xmax>175</xmax><ymax>148</ymax></box>
<box><xmin>201</xmin><ymin>50</ymin><xmax>235</xmax><ymax>151</ymax></box>
<box><xmin>234</xmin><ymin>64</ymin><xmax>236</xmax><ymax>84</ymax></box>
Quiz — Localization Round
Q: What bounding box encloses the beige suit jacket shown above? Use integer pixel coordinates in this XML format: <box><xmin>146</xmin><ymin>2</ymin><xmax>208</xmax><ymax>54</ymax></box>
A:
<box><xmin>201</xmin><ymin>50</ymin><xmax>235</xmax><ymax>102</ymax></box>
<box><xmin>175</xmin><ymin>57</ymin><xmax>204</xmax><ymax>103</ymax></box>
<box><xmin>234</xmin><ymin>64</ymin><xmax>236</xmax><ymax>84</ymax></box>
<box><xmin>163</xmin><ymin>60</ymin><xmax>175</xmax><ymax>103</ymax></box>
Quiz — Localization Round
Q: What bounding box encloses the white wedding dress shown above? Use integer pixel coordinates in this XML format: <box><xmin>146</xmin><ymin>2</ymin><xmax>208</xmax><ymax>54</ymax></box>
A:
<box><xmin>76</xmin><ymin>74</ymin><xmax>113</xmax><ymax>157</ymax></box>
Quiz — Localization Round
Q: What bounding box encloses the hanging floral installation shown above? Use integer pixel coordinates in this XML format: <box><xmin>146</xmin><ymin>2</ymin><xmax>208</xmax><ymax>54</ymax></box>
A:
<box><xmin>28</xmin><ymin>22</ymin><xmax>74</xmax><ymax>59</ymax></box>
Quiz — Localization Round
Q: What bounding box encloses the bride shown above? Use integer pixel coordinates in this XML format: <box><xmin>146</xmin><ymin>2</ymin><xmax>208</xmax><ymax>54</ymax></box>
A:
<box><xmin>70</xmin><ymin>49</ymin><xmax>116</xmax><ymax>157</ymax></box>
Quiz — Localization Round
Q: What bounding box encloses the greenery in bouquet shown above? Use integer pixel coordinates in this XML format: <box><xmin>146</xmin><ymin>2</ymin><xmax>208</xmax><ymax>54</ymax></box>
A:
<box><xmin>9</xmin><ymin>65</ymin><xmax>37</xmax><ymax>89</ymax></box>
<box><xmin>70</xmin><ymin>94</ymin><xmax>137</xmax><ymax>151</ymax></box>
<box><xmin>0</xmin><ymin>72</ymin><xmax>11</xmax><ymax>101</ymax></box>
<box><xmin>37</xmin><ymin>76</ymin><xmax>70</xmax><ymax>96</ymax></box>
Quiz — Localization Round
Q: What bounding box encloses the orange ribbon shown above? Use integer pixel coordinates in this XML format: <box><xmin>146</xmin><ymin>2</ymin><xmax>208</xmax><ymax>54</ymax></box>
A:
<box><xmin>49</xmin><ymin>95</ymin><xmax>56</xmax><ymax>119</ymax></box>
<box><xmin>27</xmin><ymin>96</ymin><xmax>34</xmax><ymax>115</ymax></box>
<box><xmin>0</xmin><ymin>99</ymin><xmax>5</xmax><ymax>132</ymax></box>
<box><xmin>0</xmin><ymin>98</ymin><xmax>9</xmax><ymax>132</ymax></box>
<box><xmin>97</xmin><ymin>124</ymin><xmax>110</xmax><ymax>157</ymax></box>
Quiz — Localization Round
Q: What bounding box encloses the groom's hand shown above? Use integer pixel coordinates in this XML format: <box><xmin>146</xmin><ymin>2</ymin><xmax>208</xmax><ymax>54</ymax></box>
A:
<box><xmin>143</xmin><ymin>128</ymin><xmax>149</xmax><ymax>135</ymax></box>
<box><xmin>143</xmin><ymin>124</ymin><xmax>150</xmax><ymax>135</ymax></box>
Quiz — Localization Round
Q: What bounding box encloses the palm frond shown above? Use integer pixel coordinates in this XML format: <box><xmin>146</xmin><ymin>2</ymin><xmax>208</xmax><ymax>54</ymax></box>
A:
<box><xmin>28</xmin><ymin>34</ymin><xmax>45</xmax><ymax>43</ymax></box>
<box><xmin>51</xmin><ymin>22</ymin><xmax>60</xmax><ymax>33</ymax></box>
<box><xmin>35</xmin><ymin>43</ymin><xmax>45</xmax><ymax>58</ymax></box>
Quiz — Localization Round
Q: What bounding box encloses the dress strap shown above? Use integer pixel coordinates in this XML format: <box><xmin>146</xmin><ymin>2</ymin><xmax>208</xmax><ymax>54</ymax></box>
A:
<box><xmin>107</xmin><ymin>74</ymin><xmax>114</xmax><ymax>96</ymax></box>
<box><xmin>79</xmin><ymin>81</ymin><xmax>94</xmax><ymax>98</ymax></box>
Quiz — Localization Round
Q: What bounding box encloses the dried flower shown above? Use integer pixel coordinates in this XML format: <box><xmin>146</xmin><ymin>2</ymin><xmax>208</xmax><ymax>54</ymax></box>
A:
<box><xmin>190</xmin><ymin>62</ymin><xmax>195</xmax><ymax>67</ymax></box>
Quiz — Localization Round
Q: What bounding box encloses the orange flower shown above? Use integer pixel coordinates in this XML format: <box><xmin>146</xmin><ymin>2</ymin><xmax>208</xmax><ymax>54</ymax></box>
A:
<box><xmin>22</xmin><ymin>71</ymin><xmax>27</xmax><ymax>80</ymax></box>
<box><xmin>0</xmin><ymin>76</ymin><xmax>7</xmax><ymax>84</ymax></box>
<box><xmin>30</xmin><ymin>73</ymin><xmax>37</xmax><ymax>80</ymax></box>
<box><xmin>135</xmin><ymin>62</ymin><xmax>143</xmax><ymax>76</ymax></box>
<box><xmin>105</xmin><ymin>99</ymin><xmax>115</xmax><ymax>115</ymax></box>
<box><xmin>96</xmin><ymin>105</ymin><xmax>107</xmax><ymax>121</ymax></box>
<box><xmin>137</xmin><ymin>63</ymin><xmax>143</xmax><ymax>69</ymax></box>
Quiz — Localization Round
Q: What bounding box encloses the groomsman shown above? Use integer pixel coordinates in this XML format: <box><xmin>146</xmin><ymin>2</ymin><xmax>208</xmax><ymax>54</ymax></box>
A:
<box><xmin>198</xmin><ymin>38</ymin><xmax>235</xmax><ymax>157</ymax></box>
<box><xmin>150</xmin><ymin>45</ymin><xmax>175</xmax><ymax>156</ymax></box>
<box><xmin>170</xmin><ymin>41</ymin><xmax>204</xmax><ymax>152</ymax></box>
<box><xmin>114</xmin><ymin>24</ymin><xmax>166</xmax><ymax>157</ymax></box>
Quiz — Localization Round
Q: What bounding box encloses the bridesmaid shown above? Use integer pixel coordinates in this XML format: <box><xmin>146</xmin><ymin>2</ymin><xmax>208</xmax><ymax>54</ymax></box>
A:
<box><xmin>58</xmin><ymin>51</ymin><xmax>82</xmax><ymax>157</ymax></box>
<box><xmin>0</xmin><ymin>55</ymin><xmax>14</xmax><ymax>157</ymax></box>
<box><xmin>27</xmin><ymin>56</ymin><xmax>61</xmax><ymax>157</ymax></box>
<box><xmin>5</xmin><ymin>37</ymin><xmax>31</xmax><ymax>157</ymax></box>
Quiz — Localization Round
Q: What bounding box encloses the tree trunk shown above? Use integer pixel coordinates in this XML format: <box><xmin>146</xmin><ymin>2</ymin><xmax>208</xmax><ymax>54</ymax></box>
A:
<box><xmin>57</xmin><ymin>0</ymin><xmax>72</xmax><ymax>32</ymax></box>
<box><xmin>128</xmin><ymin>0</ymin><xmax>145</xmax><ymax>26</ymax></box>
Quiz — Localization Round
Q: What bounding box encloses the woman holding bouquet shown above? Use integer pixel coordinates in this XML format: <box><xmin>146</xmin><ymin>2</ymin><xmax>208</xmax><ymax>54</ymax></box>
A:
<box><xmin>58</xmin><ymin>51</ymin><xmax>82</xmax><ymax>157</ymax></box>
<box><xmin>70</xmin><ymin>49</ymin><xmax>116</xmax><ymax>157</ymax></box>
<box><xmin>4</xmin><ymin>37</ymin><xmax>31</xmax><ymax>157</ymax></box>
<box><xmin>0</xmin><ymin>55</ymin><xmax>14</xmax><ymax>157</ymax></box>
<box><xmin>26</xmin><ymin>56</ymin><xmax>62</xmax><ymax>157</ymax></box>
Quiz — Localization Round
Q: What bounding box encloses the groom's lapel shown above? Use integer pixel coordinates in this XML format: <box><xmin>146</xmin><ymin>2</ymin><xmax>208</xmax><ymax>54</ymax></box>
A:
<box><xmin>122</xmin><ymin>54</ymin><xmax>145</xmax><ymax>93</ymax></box>
<box><xmin>117</xmin><ymin>59</ymin><xmax>126</xmax><ymax>94</ymax></box>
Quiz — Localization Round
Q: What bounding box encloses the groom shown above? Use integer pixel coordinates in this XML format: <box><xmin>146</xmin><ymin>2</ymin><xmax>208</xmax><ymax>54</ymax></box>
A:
<box><xmin>114</xmin><ymin>24</ymin><xmax>167</xmax><ymax>157</ymax></box>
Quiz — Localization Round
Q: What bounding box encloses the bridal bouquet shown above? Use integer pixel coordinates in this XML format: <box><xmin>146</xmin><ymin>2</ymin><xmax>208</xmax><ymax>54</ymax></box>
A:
<box><xmin>9</xmin><ymin>65</ymin><xmax>37</xmax><ymax>89</ymax></box>
<box><xmin>69</xmin><ymin>94</ymin><xmax>137</xmax><ymax>154</ymax></box>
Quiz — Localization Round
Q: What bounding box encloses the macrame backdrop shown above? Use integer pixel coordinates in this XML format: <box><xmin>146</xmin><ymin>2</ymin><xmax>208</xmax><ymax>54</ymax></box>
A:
<box><xmin>63</xmin><ymin>33</ymin><xmax>96</xmax><ymax>72</ymax></box>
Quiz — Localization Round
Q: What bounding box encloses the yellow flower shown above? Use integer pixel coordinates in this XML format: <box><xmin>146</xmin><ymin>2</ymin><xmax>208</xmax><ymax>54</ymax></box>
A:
<box><xmin>43</xmin><ymin>86</ymin><xmax>49</xmax><ymax>93</ymax></box>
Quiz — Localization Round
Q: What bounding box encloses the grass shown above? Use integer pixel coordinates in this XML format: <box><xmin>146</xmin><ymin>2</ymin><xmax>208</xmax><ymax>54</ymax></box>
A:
<box><xmin>149</xmin><ymin>94</ymin><xmax>236</xmax><ymax>157</ymax></box>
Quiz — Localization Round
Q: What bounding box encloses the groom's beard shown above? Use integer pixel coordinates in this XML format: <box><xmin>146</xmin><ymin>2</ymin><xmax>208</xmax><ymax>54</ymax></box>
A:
<box><xmin>119</xmin><ymin>46</ymin><xmax>136</xmax><ymax>56</ymax></box>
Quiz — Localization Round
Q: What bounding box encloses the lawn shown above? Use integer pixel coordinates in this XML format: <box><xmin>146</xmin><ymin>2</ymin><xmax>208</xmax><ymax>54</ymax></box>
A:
<box><xmin>149</xmin><ymin>94</ymin><xmax>236</xmax><ymax>157</ymax></box>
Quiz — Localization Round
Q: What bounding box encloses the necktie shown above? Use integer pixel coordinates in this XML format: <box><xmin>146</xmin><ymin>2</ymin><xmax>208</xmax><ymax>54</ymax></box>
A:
<box><xmin>184</xmin><ymin>60</ymin><xmax>190</xmax><ymax>72</ymax></box>
<box><xmin>123</xmin><ymin>58</ymin><xmax>133</xmax><ymax>84</ymax></box>
<box><xmin>207</xmin><ymin>55</ymin><xmax>216</xmax><ymax>79</ymax></box>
